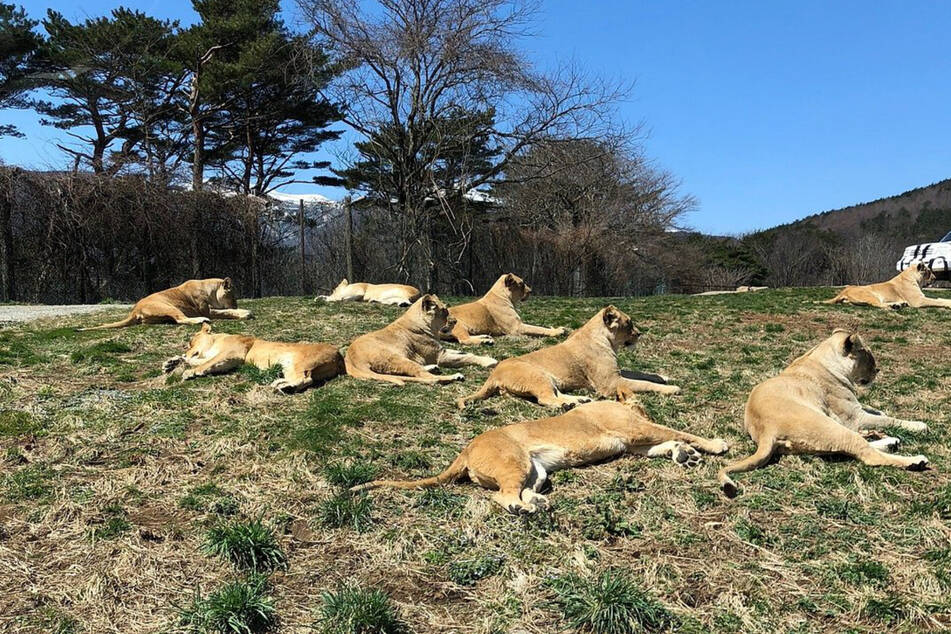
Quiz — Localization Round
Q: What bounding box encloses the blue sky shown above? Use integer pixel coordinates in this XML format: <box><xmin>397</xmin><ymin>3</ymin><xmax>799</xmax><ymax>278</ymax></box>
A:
<box><xmin>3</xmin><ymin>0</ymin><xmax>950</xmax><ymax>235</ymax></box>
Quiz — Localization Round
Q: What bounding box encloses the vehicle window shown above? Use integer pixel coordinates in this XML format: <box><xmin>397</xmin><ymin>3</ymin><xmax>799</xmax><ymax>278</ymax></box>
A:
<box><xmin>943</xmin><ymin>231</ymin><xmax>951</xmax><ymax>242</ymax></box>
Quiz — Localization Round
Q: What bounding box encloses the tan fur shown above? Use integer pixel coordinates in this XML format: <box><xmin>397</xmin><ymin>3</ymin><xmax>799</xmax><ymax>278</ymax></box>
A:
<box><xmin>718</xmin><ymin>329</ymin><xmax>929</xmax><ymax>497</ymax></box>
<box><xmin>823</xmin><ymin>263</ymin><xmax>950</xmax><ymax>309</ymax></box>
<box><xmin>344</xmin><ymin>294</ymin><xmax>497</xmax><ymax>386</ymax></box>
<box><xmin>352</xmin><ymin>400</ymin><xmax>728</xmax><ymax>513</ymax></box>
<box><xmin>79</xmin><ymin>278</ymin><xmax>251</xmax><ymax>330</ymax></box>
<box><xmin>162</xmin><ymin>323</ymin><xmax>343</xmax><ymax>393</ymax></box>
<box><xmin>457</xmin><ymin>305</ymin><xmax>680</xmax><ymax>410</ymax></box>
<box><xmin>319</xmin><ymin>278</ymin><xmax>421</xmax><ymax>307</ymax></box>
<box><xmin>444</xmin><ymin>273</ymin><xmax>566</xmax><ymax>345</ymax></box>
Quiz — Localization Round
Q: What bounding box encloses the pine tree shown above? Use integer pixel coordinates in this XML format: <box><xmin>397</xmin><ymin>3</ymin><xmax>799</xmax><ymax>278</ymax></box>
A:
<box><xmin>32</xmin><ymin>8</ymin><xmax>179</xmax><ymax>172</ymax></box>
<box><xmin>0</xmin><ymin>3</ymin><xmax>42</xmax><ymax>137</ymax></box>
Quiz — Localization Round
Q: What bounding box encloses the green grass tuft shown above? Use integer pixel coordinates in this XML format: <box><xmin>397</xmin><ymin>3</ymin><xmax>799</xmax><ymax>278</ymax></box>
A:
<box><xmin>448</xmin><ymin>553</ymin><xmax>505</xmax><ymax>586</ymax></box>
<box><xmin>546</xmin><ymin>568</ymin><xmax>676</xmax><ymax>633</ymax></box>
<box><xmin>324</xmin><ymin>462</ymin><xmax>378</xmax><ymax>488</ymax></box>
<box><xmin>3</xmin><ymin>464</ymin><xmax>53</xmax><ymax>502</ymax></box>
<box><xmin>203</xmin><ymin>519</ymin><xmax>288</xmax><ymax>574</ymax></box>
<box><xmin>70</xmin><ymin>340</ymin><xmax>132</xmax><ymax>363</ymax></box>
<box><xmin>90</xmin><ymin>504</ymin><xmax>132</xmax><ymax>541</ymax></box>
<box><xmin>178</xmin><ymin>575</ymin><xmax>277</xmax><ymax>634</ymax></box>
<box><xmin>315</xmin><ymin>585</ymin><xmax>407</xmax><ymax>634</ymax></box>
<box><xmin>0</xmin><ymin>410</ymin><xmax>44</xmax><ymax>437</ymax></box>
<box><xmin>318</xmin><ymin>493</ymin><xmax>374</xmax><ymax>532</ymax></box>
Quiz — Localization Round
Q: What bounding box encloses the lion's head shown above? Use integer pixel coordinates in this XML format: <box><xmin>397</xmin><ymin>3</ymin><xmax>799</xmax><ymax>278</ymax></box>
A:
<box><xmin>498</xmin><ymin>273</ymin><xmax>532</xmax><ymax>302</ymax></box>
<box><xmin>211</xmin><ymin>277</ymin><xmax>237</xmax><ymax>309</ymax></box>
<box><xmin>601</xmin><ymin>305</ymin><xmax>641</xmax><ymax>350</ymax></box>
<box><xmin>185</xmin><ymin>322</ymin><xmax>215</xmax><ymax>359</ymax></box>
<box><xmin>411</xmin><ymin>293</ymin><xmax>455</xmax><ymax>335</ymax></box>
<box><xmin>912</xmin><ymin>261</ymin><xmax>936</xmax><ymax>287</ymax></box>
<box><xmin>832</xmin><ymin>329</ymin><xmax>879</xmax><ymax>386</ymax></box>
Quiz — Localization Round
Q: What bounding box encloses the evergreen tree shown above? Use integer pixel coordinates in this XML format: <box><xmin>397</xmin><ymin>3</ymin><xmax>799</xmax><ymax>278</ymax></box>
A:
<box><xmin>33</xmin><ymin>8</ymin><xmax>179</xmax><ymax>173</ymax></box>
<box><xmin>0</xmin><ymin>3</ymin><xmax>42</xmax><ymax>137</ymax></box>
<box><xmin>202</xmin><ymin>14</ymin><xmax>342</xmax><ymax>195</ymax></box>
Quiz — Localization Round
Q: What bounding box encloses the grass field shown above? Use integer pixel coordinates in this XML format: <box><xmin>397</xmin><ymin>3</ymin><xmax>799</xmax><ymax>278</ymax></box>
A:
<box><xmin>1</xmin><ymin>288</ymin><xmax>949</xmax><ymax>633</ymax></box>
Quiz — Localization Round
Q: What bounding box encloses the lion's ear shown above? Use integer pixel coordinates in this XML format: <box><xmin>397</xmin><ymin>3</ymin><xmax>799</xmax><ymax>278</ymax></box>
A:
<box><xmin>603</xmin><ymin>306</ymin><xmax>620</xmax><ymax>328</ymax></box>
<box><xmin>201</xmin><ymin>322</ymin><xmax>212</xmax><ymax>333</ymax></box>
<box><xmin>504</xmin><ymin>273</ymin><xmax>516</xmax><ymax>287</ymax></box>
<box><xmin>916</xmin><ymin>262</ymin><xmax>925</xmax><ymax>271</ymax></box>
<box><xmin>222</xmin><ymin>277</ymin><xmax>233</xmax><ymax>290</ymax></box>
<box><xmin>421</xmin><ymin>294</ymin><xmax>436</xmax><ymax>313</ymax></box>
<box><xmin>842</xmin><ymin>333</ymin><xmax>862</xmax><ymax>355</ymax></box>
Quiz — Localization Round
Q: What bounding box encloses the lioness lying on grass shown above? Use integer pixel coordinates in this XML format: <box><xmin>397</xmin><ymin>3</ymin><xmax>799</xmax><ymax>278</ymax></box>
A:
<box><xmin>457</xmin><ymin>305</ymin><xmax>680</xmax><ymax>410</ymax></box>
<box><xmin>79</xmin><ymin>277</ymin><xmax>252</xmax><ymax>330</ymax></box>
<box><xmin>822</xmin><ymin>262</ymin><xmax>950</xmax><ymax>309</ymax></box>
<box><xmin>352</xmin><ymin>400</ymin><xmax>728</xmax><ymax>514</ymax></box>
<box><xmin>317</xmin><ymin>278</ymin><xmax>421</xmax><ymax>307</ymax></box>
<box><xmin>344</xmin><ymin>294</ymin><xmax>497</xmax><ymax>386</ymax></box>
<box><xmin>718</xmin><ymin>329</ymin><xmax>929</xmax><ymax>497</ymax></box>
<box><xmin>443</xmin><ymin>273</ymin><xmax>566</xmax><ymax>345</ymax></box>
<box><xmin>163</xmin><ymin>323</ymin><xmax>344</xmax><ymax>393</ymax></box>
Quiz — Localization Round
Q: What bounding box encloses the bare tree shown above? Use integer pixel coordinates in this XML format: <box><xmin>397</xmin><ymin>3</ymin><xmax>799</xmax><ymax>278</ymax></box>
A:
<box><xmin>495</xmin><ymin>137</ymin><xmax>694</xmax><ymax>295</ymax></box>
<box><xmin>299</xmin><ymin>0</ymin><xmax>627</xmax><ymax>288</ymax></box>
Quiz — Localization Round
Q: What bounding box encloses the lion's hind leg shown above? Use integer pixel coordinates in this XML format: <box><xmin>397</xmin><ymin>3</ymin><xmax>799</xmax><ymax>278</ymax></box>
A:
<box><xmin>840</xmin><ymin>288</ymin><xmax>891</xmax><ymax>309</ymax></box>
<box><xmin>491</xmin><ymin>362</ymin><xmax>589</xmax><ymax>409</ymax></box>
<box><xmin>141</xmin><ymin>303</ymin><xmax>209</xmax><ymax>325</ymax></box>
<box><xmin>270</xmin><ymin>365</ymin><xmax>313</xmax><ymax>393</ymax></box>
<box><xmin>182</xmin><ymin>351</ymin><xmax>243</xmax><ymax>380</ymax></box>
<box><xmin>817</xmin><ymin>425</ymin><xmax>929</xmax><ymax>470</ymax></box>
<box><xmin>467</xmin><ymin>439</ymin><xmax>540</xmax><ymax>514</ymax></box>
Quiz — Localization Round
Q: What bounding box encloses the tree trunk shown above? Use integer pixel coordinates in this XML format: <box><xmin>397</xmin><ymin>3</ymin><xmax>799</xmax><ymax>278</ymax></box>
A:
<box><xmin>344</xmin><ymin>196</ymin><xmax>354</xmax><ymax>281</ymax></box>
<box><xmin>192</xmin><ymin>122</ymin><xmax>205</xmax><ymax>192</ymax></box>
<box><xmin>299</xmin><ymin>199</ymin><xmax>306</xmax><ymax>294</ymax></box>
<box><xmin>0</xmin><ymin>177</ymin><xmax>15</xmax><ymax>301</ymax></box>
<box><xmin>424</xmin><ymin>210</ymin><xmax>437</xmax><ymax>292</ymax></box>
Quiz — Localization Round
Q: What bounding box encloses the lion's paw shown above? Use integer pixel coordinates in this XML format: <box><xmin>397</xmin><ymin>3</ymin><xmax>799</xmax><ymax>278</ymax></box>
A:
<box><xmin>672</xmin><ymin>443</ymin><xmax>702</xmax><ymax>468</ymax></box>
<box><xmin>906</xmin><ymin>455</ymin><xmax>929</xmax><ymax>471</ymax></box>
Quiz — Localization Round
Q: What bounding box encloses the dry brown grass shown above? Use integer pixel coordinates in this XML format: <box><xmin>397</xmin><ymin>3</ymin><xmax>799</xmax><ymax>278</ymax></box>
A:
<box><xmin>0</xmin><ymin>289</ymin><xmax>949</xmax><ymax>632</ymax></box>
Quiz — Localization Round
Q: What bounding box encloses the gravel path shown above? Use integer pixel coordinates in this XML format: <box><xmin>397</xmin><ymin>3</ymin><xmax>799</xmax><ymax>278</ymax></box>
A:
<box><xmin>0</xmin><ymin>304</ymin><xmax>132</xmax><ymax>323</ymax></box>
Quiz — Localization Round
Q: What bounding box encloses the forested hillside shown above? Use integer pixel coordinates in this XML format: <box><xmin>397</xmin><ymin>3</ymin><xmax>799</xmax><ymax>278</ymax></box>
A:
<box><xmin>686</xmin><ymin>179</ymin><xmax>951</xmax><ymax>289</ymax></box>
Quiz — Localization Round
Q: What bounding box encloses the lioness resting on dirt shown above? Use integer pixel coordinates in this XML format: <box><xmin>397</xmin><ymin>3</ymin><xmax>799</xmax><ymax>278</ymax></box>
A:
<box><xmin>79</xmin><ymin>278</ymin><xmax>251</xmax><ymax>330</ymax></box>
<box><xmin>823</xmin><ymin>262</ymin><xmax>950</xmax><ymax>309</ymax></box>
<box><xmin>352</xmin><ymin>400</ymin><xmax>728</xmax><ymax>514</ymax></box>
<box><xmin>344</xmin><ymin>294</ymin><xmax>497</xmax><ymax>386</ymax></box>
<box><xmin>718</xmin><ymin>329</ymin><xmax>929</xmax><ymax>497</ymax></box>
<box><xmin>162</xmin><ymin>323</ymin><xmax>344</xmax><ymax>393</ymax></box>
<box><xmin>457</xmin><ymin>305</ymin><xmax>680</xmax><ymax>410</ymax></box>
<box><xmin>443</xmin><ymin>273</ymin><xmax>566</xmax><ymax>345</ymax></box>
<box><xmin>317</xmin><ymin>278</ymin><xmax>421</xmax><ymax>307</ymax></box>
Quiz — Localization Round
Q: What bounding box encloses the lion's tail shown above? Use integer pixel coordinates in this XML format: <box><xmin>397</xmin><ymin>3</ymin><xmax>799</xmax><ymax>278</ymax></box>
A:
<box><xmin>77</xmin><ymin>313</ymin><xmax>138</xmax><ymax>331</ymax></box>
<box><xmin>350</xmin><ymin>450</ymin><xmax>469</xmax><ymax>493</ymax></box>
<box><xmin>457</xmin><ymin>377</ymin><xmax>500</xmax><ymax>410</ymax></box>
<box><xmin>815</xmin><ymin>293</ymin><xmax>845</xmax><ymax>305</ymax></box>
<box><xmin>717</xmin><ymin>438</ymin><xmax>776</xmax><ymax>498</ymax></box>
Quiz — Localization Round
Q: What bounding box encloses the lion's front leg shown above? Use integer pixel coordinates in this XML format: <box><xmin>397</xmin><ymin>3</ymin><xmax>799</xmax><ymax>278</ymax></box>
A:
<box><xmin>209</xmin><ymin>308</ymin><xmax>253</xmax><ymax>320</ymax></box>
<box><xmin>516</xmin><ymin>323</ymin><xmax>565</xmax><ymax>338</ymax></box>
<box><xmin>847</xmin><ymin>405</ymin><xmax>929</xmax><ymax>433</ymax></box>
<box><xmin>610</xmin><ymin>376</ymin><xmax>680</xmax><ymax>399</ymax></box>
<box><xmin>437</xmin><ymin>348</ymin><xmax>498</xmax><ymax>368</ymax></box>
<box><xmin>162</xmin><ymin>356</ymin><xmax>185</xmax><ymax>373</ymax></box>
<box><xmin>912</xmin><ymin>296</ymin><xmax>951</xmax><ymax>309</ymax></box>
